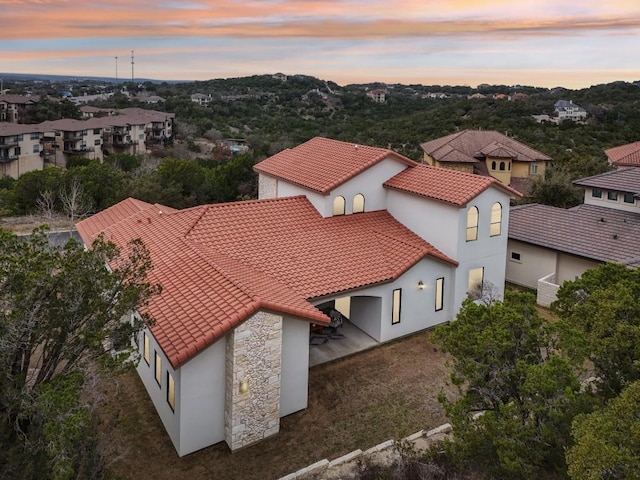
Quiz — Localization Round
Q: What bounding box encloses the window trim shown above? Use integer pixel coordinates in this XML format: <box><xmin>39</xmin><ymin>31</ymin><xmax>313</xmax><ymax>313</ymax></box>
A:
<box><xmin>143</xmin><ymin>333</ymin><xmax>150</xmax><ymax>365</ymax></box>
<box><xmin>592</xmin><ymin>188</ymin><xmax>602</xmax><ymax>198</ymax></box>
<box><xmin>466</xmin><ymin>206</ymin><xmax>479</xmax><ymax>242</ymax></box>
<box><xmin>530</xmin><ymin>163</ymin><xmax>538</xmax><ymax>174</ymax></box>
<box><xmin>352</xmin><ymin>193</ymin><xmax>365</xmax><ymax>214</ymax></box>
<box><xmin>607</xmin><ymin>191</ymin><xmax>618</xmax><ymax>202</ymax></box>
<box><xmin>490</xmin><ymin>202</ymin><xmax>502</xmax><ymax>237</ymax></box>
<box><xmin>154</xmin><ymin>350</ymin><xmax>162</xmax><ymax>387</ymax></box>
<box><xmin>510</xmin><ymin>251</ymin><xmax>522</xmax><ymax>262</ymax></box>
<box><xmin>391</xmin><ymin>288</ymin><xmax>402</xmax><ymax>325</ymax></box>
<box><xmin>332</xmin><ymin>196</ymin><xmax>345</xmax><ymax>216</ymax></box>
<box><xmin>167</xmin><ymin>371</ymin><xmax>175</xmax><ymax>412</ymax></box>
<box><xmin>623</xmin><ymin>193</ymin><xmax>635</xmax><ymax>204</ymax></box>
<box><xmin>435</xmin><ymin>278</ymin><xmax>444</xmax><ymax>312</ymax></box>
<box><xmin>468</xmin><ymin>267</ymin><xmax>485</xmax><ymax>296</ymax></box>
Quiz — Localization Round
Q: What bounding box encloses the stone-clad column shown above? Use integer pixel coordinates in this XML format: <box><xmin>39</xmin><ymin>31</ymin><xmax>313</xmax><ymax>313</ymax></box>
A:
<box><xmin>224</xmin><ymin>311</ymin><xmax>283</xmax><ymax>451</ymax></box>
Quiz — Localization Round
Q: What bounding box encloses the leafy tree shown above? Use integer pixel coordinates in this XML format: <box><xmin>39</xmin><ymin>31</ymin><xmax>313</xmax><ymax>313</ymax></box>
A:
<box><xmin>567</xmin><ymin>381</ymin><xmax>640</xmax><ymax>480</ymax></box>
<box><xmin>553</xmin><ymin>262</ymin><xmax>640</xmax><ymax>398</ymax></box>
<box><xmin>10</xmin><ymin>168</ymin><xmax>65</xmax><ymax>214</ymax></box>
<box><xmin>434</xmin><ymin>291</ymin><xmax>592</xmax><ymax>478</ymax></box>
<box><xmin>156</xmin><ymin>157</ymin><xmax>208</xmax><ymax>207</ymax></box>
<box><xmin>0</xmin><ymin>228</ymin><xmax>160</xmax><ymax>479</ymax></box>
<box><xmin>67</xmin><ymin>162</ymin><xmax>128</xmax><ymax>212</ymax></box>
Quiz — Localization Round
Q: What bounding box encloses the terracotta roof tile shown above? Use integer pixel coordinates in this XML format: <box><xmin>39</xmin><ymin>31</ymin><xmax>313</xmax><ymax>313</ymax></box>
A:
<box><xmin>384</xmin><ymin>164</ymin><xmax>521</xmax><ymax>205</ymax></box>
<box><xmin>77</xmin><ymin>195</ymin><xmax>455</xmax><ymax>368</ymax></box>
<box><xmin>421</xmin><ymin>130</ymin><xmax>551</xmax><ymax>164</ymax></box>
<box><xmin>605</xmin><ymin>142</ymin><xmax>640</xmax><ymax>167</ymax></box>
<box><xmin>254</xmin><ymin>137</ymin><xmax>417</xmax><ymax>194</ymax></box>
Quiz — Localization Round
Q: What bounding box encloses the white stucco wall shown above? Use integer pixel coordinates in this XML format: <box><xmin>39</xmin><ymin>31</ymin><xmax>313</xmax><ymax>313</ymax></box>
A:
<box><xmin>329</xmin><ymin>257</ymin><xmax>455</xmax><ymax>343</ymax></box>
<box><xmin>583</xmin><ymin>187</ymin><xmax>640</xmax><ymax>214</ymax></box>
<box><xmin>506</xmin><ymin>240</ymin><xmax>558</xmax><ymax>289</ymax></box>
<box><xmin>179</xmin><ymin>337</ymin><xmax>226</xmax><ymax>456</ymax></box>
<box><xmin>136</xmin><ymin>329</ymin><xmax>182</xmax><ymax>455</ymax></box>
<box><xmin>386</xmin><ymin>190</ymin><xmax>460</xmax><ymax>259</ymax></box>
<box><xmin>323</xmin><ymin>158</ymin><xmax>409</xmax><ymax>216</ymax></box>
<box><xmin>556</xmin><ymin>253</ymin><xmax>601</xmax><ymax>285</ymax></box>
<box><xmin>276</xmin><ymin>181</ymin><xmax>327</xmax><ymax>215</ymax></box>
<box><xmin>280</xmin><ymin>317</ymin><xmax>310</xmax><ymax>416</ymax></box>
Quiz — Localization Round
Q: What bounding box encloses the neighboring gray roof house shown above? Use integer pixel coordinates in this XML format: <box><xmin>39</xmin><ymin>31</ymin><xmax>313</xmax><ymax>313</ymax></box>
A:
<box><xmin>506</xmin><ymin>167</ymin><xmax>640</xmax><ymax>306</ymax></box>
<box><xmin>554</xmin><ymin>100</ymin><xmax>587</xmax><ymax>121</ymax></box>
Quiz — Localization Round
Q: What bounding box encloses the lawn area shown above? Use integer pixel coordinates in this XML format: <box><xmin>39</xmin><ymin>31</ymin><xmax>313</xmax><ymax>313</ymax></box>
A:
<box><xmin>99</xmin><ymin>329</ymin><xmax>455</xmax><ymax>480</ymax></box>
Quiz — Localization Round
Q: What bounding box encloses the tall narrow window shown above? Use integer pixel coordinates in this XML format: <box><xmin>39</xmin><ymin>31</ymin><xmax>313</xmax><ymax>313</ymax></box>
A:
<box><xmin>352</xmin><ymin>193</ymin><xmax>365</xmax><ymax>213</ymax></box>
<box><xmin>490</xmin><ymin>202</ymin><xmax>502</xmax><ymax>236</ymax></box>
<box><xmin>466</xmin><ymin>206</ymin><xmax>478</xmax><ymax>241</ymax></box>
<box><xmin>530</xmin><ymin>163</ymin><xmax>538</xmax><ymax>174</ymax></box>
<box><xmin>392</xmin><ymin>289</ymin><xmax>402</xmax><ymax>324</ymax></box>
<box><xmin>491</xmin><ymin>161</ymin><xmax>496</xmax><ymax>170</ymax></box>
<box><xmin>468</xmin><ymin>267</ymin><xmax>484</xmax><ymax>296</ymax></box>
<box><xmin>499</xmin><ymin>161</ymin><xmax>505</xmax><ymax>171</ymax></box>
<box><xmin>333</xmin><ymin>196</ymin><xmax>345</xmax><ymax>216</ymax></box>
<box><xmin>167</xmin><ymin>372</ymin><xmax>175</xmax><ymax>411</ymax></box>
<box><xmin>154</xmin><ymin>351</ymin><xmax>162</xmax><ymax>386</ymax></box>
<box><xmin>435</xmin><ymin>278</ymin><xmax>444</xmax><ymax>312</ymax></box>
<box><xmin>143</xmin><ymin>333</ymin><xmax>150</xmax><ymax>365</ymax></box>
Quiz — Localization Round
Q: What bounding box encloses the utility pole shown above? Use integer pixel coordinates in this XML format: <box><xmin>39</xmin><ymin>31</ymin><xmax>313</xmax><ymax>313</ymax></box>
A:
<box><xmin>115</xmin><ymin>56</ymin><xmax>118</xmax><ymax>83</ymax></box>
<box><xmin>131</xmin><ymin>50</ymin><xmax>135</xmax><ymax>83</ymax></box>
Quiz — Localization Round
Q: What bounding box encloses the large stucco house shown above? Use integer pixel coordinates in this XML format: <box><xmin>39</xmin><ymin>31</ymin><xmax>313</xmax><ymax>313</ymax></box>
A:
<box><xmin>507</xmin><ymin>167</ymin><xmax>640</xmax><ymax>306</ymax></box>
<box><xmin>77</xmin><ymin>137</ymin><xmax>518</xmax><ymax>457</ymax></box>
<box><xmin>420</xmin><ymin>129</ymin><xmax>552</xmax><ymax>196</ymax></box>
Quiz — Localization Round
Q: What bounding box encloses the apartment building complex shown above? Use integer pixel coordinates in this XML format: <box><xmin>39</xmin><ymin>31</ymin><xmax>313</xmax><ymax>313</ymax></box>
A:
<box><xmin>0</xmin><ymin>108</ymin><xmax>174</xmax><ymax>178</ymax></box>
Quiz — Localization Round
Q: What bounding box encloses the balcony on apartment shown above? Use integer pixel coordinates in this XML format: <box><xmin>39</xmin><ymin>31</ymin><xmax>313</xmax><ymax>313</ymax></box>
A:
<box><xmin>0</xmin><ymin>153</ymin><xmax>18</xmax><ymax>163</ymax></box>
<box><xmin>0</xmin><ymin>136</ymin><xmax>19</xmax><ymax>147</ymax></box>
<box><xmin>112</xmin><ymin>135</ymin><xmax>138</xmax><ymax>147</ymax></box>
<box><xmin>63</xmin><ymin>131</ymin><xmax>86</xmax><ymax>141</ymax></box>
<box><xmin>63</xmin><ymin>140</ymin><xmax>93</xmax><ymax>154</ymax></box>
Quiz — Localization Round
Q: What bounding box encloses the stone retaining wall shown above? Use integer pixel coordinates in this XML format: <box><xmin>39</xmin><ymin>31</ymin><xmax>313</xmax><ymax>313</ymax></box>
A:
<box><xmin>279</xmin><ymin>423</ymin><xmax>453</xmax><ymax>480</ymax></box>
<box><xmin>537</xmin><ymin>272</ymin><xmax>559</xmax><ymax>307</ymax></box>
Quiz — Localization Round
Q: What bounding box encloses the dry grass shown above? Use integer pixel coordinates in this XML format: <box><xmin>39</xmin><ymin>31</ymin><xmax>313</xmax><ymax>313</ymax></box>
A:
<box><xmin>99</xmin><ymin>330</ymin><xmax>455</xmax><ymax>480</ymax></box>
<box><xmin>0</xmin><ymin>214</ymin><xmax>74</xmax><ymax>234</ymax></box>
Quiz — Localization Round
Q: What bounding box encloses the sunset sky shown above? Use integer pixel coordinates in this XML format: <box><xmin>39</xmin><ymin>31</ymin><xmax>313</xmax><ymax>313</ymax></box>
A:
<box><xmin>1</xmin><ymin>0</ymin><xmax>639</xmax><ymax>88</ymax></box>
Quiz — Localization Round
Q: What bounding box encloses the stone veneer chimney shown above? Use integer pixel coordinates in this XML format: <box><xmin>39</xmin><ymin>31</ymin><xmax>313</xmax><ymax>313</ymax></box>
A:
<box><xmin>224</xmin><ymin>311</ymin><xmax>283</xmax><ymax>451</ymax></box>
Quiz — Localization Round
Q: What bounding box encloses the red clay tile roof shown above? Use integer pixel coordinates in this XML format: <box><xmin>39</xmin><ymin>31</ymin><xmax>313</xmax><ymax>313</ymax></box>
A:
<box><xmin>77</xmin><ymin>195</ymin><xmax>455</xmax><ymax>368</ymax></box>
<box><xmin>605</xmin><ymin>141</ymin><xmax>640</xmax><ymax>167</ymax></box>
<box><xmin>421</xmin><ymin>130</ymin><xmax>551</xmax><ymax>164</ymax></box>
<box><xmin>254</xmin><ymin>137</ymin><xmax>417</xmax><ymax>194</ymax></box>
<box><xmin>383</xmin><ymin>164</ymin><xmax>521</xmax><ymax>205</ymax></box>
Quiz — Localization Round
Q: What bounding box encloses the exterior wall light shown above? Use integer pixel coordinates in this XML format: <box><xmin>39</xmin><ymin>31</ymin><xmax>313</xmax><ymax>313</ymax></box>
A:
<box><xmin>418</xmin><ymin>281</ymin><xmax>425</xmax><ymax>290</ymax></box>
<box><xmin>239</xmin><ymin>380</ymin><xmax>249</xmax><ymax>394</ymax></box>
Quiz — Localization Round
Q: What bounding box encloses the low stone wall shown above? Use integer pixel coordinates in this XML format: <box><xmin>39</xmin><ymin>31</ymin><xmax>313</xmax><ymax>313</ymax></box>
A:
<box><xmin>537</xmin><ymin>272</ymin><xmax>559</xmax><ymax>307</ymax></box>
<box><xmin>278</xmin><ymin>423</ymin><xmax>453</xmax><ymax>480</ymax></box>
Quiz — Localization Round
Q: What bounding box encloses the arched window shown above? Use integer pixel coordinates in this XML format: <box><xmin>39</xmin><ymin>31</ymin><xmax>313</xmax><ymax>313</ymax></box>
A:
<box><xmin>352</xmin><ymin>193</ymin><xmax>365</xmax><ymax>213</ymax></box>
<box><xmin>491</xmin><ymin>160</ymin><xmax>496</xmax><ymax>170</ymax></box>
<box><xmin>466</xmin><ymin>206</ymin><xmax>478</xmax><ymax>241</ymax></box>
<box><xmin>333</xmin><ymin>196</ymin><xmax>345</xmax><ymax>216</ymax></box>
<box><xmin>499</xmin><ymin>161</ymin><xmax>506</xmax><ymax>171</ymax></box>
<box><xmin>490</xmin><ymin>202</ymin><xmax>502</xmax><ymax>236</ymax></box>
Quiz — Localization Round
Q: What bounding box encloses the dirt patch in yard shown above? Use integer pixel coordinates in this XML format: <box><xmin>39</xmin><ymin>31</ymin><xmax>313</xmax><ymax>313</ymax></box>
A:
<box><xmin>99</xmin><ymin>330</ymin><xmax>455</xmax><ymax>480</ymax></box>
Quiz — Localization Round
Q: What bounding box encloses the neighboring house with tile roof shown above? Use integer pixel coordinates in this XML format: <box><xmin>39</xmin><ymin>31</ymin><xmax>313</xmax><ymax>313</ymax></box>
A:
<box><xmin>554</xmin><ymin>100</ymin><xmax>587</xmax><ymax>121</ymax></box>
<box><xmin>78</xmin><ymin>136</ymin><xmax>517</xmax><ymax>457</ymax></box>
<box><xmin>507</xmin><ymin>167</ymin><xmax>640</xmax><ymax>306</ymax></box>
<box><xmin>605</xmin><ymin>141</ymin><xmax>640</xmax><ymax>167</ymax></box>
<box><xmin>420</xmin><ymin>129</ymin><xmax>552</xmax><ymax>196</ymax></box>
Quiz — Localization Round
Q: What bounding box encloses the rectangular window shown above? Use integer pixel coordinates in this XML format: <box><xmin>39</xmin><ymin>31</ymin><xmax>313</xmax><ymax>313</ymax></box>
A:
<box><xmin>30</xmin><ymin>132</ymin><xmax>40</xmax><ymax>140</ymax></box>
<box><xmin>94</xmin><ymin>139</ymin><xmax>101</xmax><ymax>146</ymax></box>
<box><xmin>607</xmin><ymin>191</ymin><xmax>618</xmax><ymax>201</ymax></box>
<box><xmin>592</xmin><ymin>188</ymin><xmax>602</xmax><ymax>198</ymax></box>
<box><xmin>391</xmin><ymin>288</ymin><xmax>401</xmax><ymax>324</ymax></box>
<box><xmin>530</xmin><ymin>163</ymin><xmax>538</xmax><ymax>174</ymax></box>
<box><xmin>510</xmin><ymin>252</ymin><xmax>521</xmax><ymax>262</ymax></box>
<box><xmin>32</xmin><ymin>144</ymin><xmax>39</xmax><ymax>153</ymax></box>
<box><xmin>623</xmin><ymin>193</ymin><xmax>635</xmax><ymax>204</ymax></box>
<box><xmin>93</xmin><ymin>128</ymin><xmax>101</xmax><ymax>134</ymax></box>
<box><xmin>468</xmin><ymin>267</ymin><xmax>484</xmax><ymax>295</ymax></box>
<box><xmin>435</xmin><ymin>278</ymin><xmax>444</xmax><ymax>312</ymax></box>
<box><xmin>17</xmin><ymin>134</ymin><xmax>23</xmax><ymax>141</ymax></box>
<box><xmin>167</xmin><ymin>372</ymin><xmax>175</xmax><ymax>411</ymax></box>
<box><xmin>154</xmin><ymin>351</ymin><xmax>162</xmax><ymax>386</ymax></box>
<box><xmin>143</xmin><ymin>333</ymin><xmax>150</xmax><ymax>365</ymax></box>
